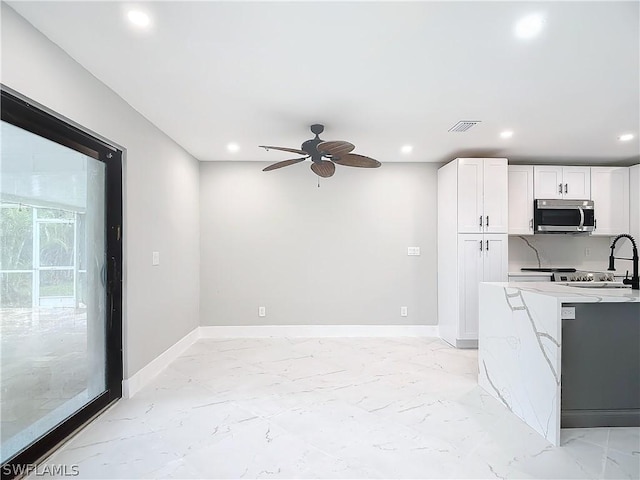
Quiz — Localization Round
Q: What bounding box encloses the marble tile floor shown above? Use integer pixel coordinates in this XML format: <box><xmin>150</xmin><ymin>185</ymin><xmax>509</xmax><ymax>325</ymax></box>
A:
<box><xmin>34</xmin><ymin>337</ymin><xmax>639</xmax><ymax>479</ymax></box>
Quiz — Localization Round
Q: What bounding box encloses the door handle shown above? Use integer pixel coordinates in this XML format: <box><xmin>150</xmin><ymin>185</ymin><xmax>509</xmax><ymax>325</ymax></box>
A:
<box><xmin>559</xmin><ymin>183</ymin><xmax>563</xmax><ymax>194</ymax></box>
<box><xmin>578</xmin><ymin>208</ymin><xmax>584</xmax><ymax>228</ymax></box>
<box><xmin>564</xmin><ymin>183</ymin><xmax>568</xmax><ymax>194</ymax></box>
<box><xmin>480</xmin><ymin>240</ymin><xmax>483</xmax><ymax>251</ymax></box>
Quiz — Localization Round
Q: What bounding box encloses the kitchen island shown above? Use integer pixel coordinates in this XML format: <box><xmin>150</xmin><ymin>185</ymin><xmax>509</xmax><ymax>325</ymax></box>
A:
<box><xmin>478</xmin><ymin>282</ymin><xmax>639</xmax><ymax>446</ymax></box>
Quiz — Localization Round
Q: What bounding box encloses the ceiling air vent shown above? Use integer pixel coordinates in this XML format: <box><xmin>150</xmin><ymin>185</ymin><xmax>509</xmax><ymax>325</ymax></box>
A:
<box><xmin>448</xmin><ymin>120</ymin><xmax>481</xmax><ymax>132</ymax></box>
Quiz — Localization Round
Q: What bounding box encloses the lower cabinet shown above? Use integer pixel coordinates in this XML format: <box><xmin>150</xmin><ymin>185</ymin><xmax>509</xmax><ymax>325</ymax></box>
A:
<box><xmin>439</xmin><ymin>234</ymin><xmax>508</xmax><ymax>348</ymax></box>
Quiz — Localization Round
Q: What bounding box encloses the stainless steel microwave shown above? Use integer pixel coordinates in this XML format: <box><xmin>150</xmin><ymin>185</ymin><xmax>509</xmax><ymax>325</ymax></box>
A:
<box><xmin>533</xmin><ymin>199</ymin><xmax>595</xmax><ymax>234</ymax></box>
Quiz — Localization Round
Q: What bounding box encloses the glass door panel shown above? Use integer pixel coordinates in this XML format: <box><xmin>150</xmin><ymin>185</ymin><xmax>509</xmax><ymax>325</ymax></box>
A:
<box><xmin>0</xmin><ymin>120</ymin><xmax>108</xmax><ymax>464</ymax></box>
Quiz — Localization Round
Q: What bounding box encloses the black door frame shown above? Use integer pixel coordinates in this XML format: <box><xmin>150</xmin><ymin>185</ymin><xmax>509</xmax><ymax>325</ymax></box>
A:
<box><xmin>1</xmin><ymin>86</ymin><xmax>123</xmax><ymax>478</ymax></box>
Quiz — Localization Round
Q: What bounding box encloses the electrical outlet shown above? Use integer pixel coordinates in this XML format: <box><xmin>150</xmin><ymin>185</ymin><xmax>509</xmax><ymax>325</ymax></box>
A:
<box><xmin>258</xmin><ymin>306</ymin><xmax>266</xmax><ymax>317</ymax></box>
<box><xmin>584</xmin><ymin>248</ymin><xmax>590</xmax><ymax>257</ymax></box>
<box><xmin>407</xmin><ymin>247</ymin><xmax>420</xmax><ymax>256</ymax></box>
<box><xmin>561</xmin><ymin>306</ymin><xmax>575</xmax><ymax>320</ymax></box>
<box><xmin>400</xmin><ymin>306</ymin><xmax>408</xmax><ymax>317</ymax></box>
<box><xmin>152</xmin><ymin>251</ymin><xmax>160</xmax><ymax>266</ymax></box>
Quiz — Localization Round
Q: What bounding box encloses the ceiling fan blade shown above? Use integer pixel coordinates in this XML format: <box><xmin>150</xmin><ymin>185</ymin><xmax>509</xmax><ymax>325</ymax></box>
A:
<box><xmin>259</xmin><ymin>145</ymin><xmax>307</xmax><ymax>156</ymax></box>
<box><xmin>262</xmin><ymin>157</ymin><xmax>307</xmax><ymax>172</ymax></box>
<box><xmin>333</xmin><ymin>153</ymin><xmax>381</xmax><ymax>168</ymax></box>
<box><xmin>317</xmin><ymin>141</ymin><xmax>355</xmax><ymax>157</ymax></box>
<box><xmin>310</xmin><ymin>160</ymin><xmax>336</xmax><ymax>178</ymax></box>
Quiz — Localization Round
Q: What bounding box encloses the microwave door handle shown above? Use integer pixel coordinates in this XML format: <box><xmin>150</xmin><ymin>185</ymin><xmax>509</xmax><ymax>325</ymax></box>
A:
<box><xmin>578</xmin><ymin>207</ymin><xmax>584</xmax><ymax>229</ymax></box>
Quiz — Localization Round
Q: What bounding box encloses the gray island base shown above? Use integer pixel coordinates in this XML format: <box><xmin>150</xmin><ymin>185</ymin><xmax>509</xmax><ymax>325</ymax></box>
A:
<box><xmin>478</xmin><ymin>282</ymin><xmax>639</xmax><ymax>446</ymax></box>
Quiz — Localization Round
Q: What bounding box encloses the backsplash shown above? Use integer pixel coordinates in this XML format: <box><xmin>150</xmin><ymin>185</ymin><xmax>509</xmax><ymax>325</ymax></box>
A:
<box><xmin>508</xmin><ymin>235</ymin><xmax>634</xmax><ymax>272</ymax></box>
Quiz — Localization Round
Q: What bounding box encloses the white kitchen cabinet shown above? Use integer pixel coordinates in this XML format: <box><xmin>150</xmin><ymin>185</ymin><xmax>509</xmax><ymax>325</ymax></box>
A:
<box><xmin>563</xmin><ymin>167</ymin><xmax>591</xmax><ymax>199</ymax></box>
<box><xmin>590</xmin><ymin>167</ymin><xmax>629</xmax><ymax>236</ymax></box>
<box><xmin>508</xmin><ymin>165</ymin><xmax>534</xmax><ymax>235</ymax></box>
<box><xmin>458</xmin><ymin>234</ymin><xmax>484</xmax><ymax>339</ymax></box>
<box><xmin>437</xmin><ymin>158</ymin><xmax>509</xmax><ymax>348</ymax></box>
<box><xmin>629</xmin><ymin>165</ymin><xmax>639</xmax><ymax>242</ymax></box>
<box><xmin>457</xmin><ymin>158</ymin><xmax>508</xmax><ymax>234</ymax></box>
<box><xmin>457</xmin><ymin>234</ymin><xmax>508</xmax><ymax>339</ymax></box>
<box><xmin>534</xmin><ymin>166</ymin><xmax>591</xmax><ymax>200</ymax></box>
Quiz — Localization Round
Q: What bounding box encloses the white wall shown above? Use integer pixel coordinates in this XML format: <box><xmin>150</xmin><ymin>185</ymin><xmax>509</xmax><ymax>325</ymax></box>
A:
<box><xmin>200</xmin><ymin>161</ymin><xmax>438</xmax><ymax>326</ymax></box>
<box><xmin>1</xmin><ymin>5</ymin><xmax>200</xmax><ymax>378</ymax></box>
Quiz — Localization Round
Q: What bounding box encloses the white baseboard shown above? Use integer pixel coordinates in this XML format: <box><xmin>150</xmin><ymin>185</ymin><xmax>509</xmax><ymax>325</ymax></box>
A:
<box><xmin>122</xmin><ymin>324</ymin><xmax>439</xmax><ymax>397</ymax></box>
<box><xmin>199</xmin><ymin>324</ymin><xmax>439</xmax><ymax>338</ymax></box>
<box><xmin>122</xmin><ymin>327</ymin><xmax>200</xmax><ymax>398</ymax></box>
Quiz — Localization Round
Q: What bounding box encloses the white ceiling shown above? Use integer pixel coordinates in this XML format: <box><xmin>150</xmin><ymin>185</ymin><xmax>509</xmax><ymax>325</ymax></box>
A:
<box><xmin>7</xmin><ymin>1</ymin><xmax>640</xmax><ymax>165</ymax></box>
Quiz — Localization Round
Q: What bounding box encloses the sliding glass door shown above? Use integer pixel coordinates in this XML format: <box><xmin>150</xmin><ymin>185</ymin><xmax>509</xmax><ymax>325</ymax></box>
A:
<box><xmin>0</xmin><ymin>89</ymin><xmax>122</xmax><ymax>473</ymax></box>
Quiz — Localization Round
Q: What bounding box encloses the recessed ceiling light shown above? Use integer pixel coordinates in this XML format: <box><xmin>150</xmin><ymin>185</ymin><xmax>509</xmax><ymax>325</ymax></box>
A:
<box><xmin>515</xmin><ymin>14</ymin><xmax>544</xmax><ymax>39</ymax></box>
<box><xmin>400</xmin><ymin>145</ymin><xmax>413</xmax><ymax>154</ymax></box>
<box><xmin>227</xmin><ymin>143</ymin><xmax>240</xmax><ymax>153</ymax></box>
<box><xmin>500</xmin><ymin>130</ymin><xmax>514</xmax><ymax>139</ymax></box>
<box><xmin>618</xmin><ymin>133</ymin><xmax>634</xmax><ymax>142</ymax></box>
<box><xmin>127</xmin><ymin>10</ymin><xmax>151</xmax><ymax>28</ymax></box>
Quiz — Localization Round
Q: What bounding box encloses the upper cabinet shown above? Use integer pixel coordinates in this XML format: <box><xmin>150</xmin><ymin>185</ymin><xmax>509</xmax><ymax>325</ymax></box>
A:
<box><xmin>457</xmin><ymin>158</ymin><xmax>508</xmax><ymax>234</ymax></box>
<box><xmin>591</xmin><ymin>167</ymin><xmax>629</xmax><ymax>236</ymax></box>
<box><xmin>508</xmin><ymin>165</ymin><xmax>534</xmax><ymax>235</ymax></box>
<box><xmin>534</xmin><ymin>166</ymin><xmax>591</xmax><ymax>200</ymax></box>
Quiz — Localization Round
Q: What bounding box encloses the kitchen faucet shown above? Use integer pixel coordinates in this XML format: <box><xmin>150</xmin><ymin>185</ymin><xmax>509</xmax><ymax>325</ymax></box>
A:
<box><xmin>608</xmin><ymin>234</ymin><xmax>639</xmax><ymax>290</ymax></box>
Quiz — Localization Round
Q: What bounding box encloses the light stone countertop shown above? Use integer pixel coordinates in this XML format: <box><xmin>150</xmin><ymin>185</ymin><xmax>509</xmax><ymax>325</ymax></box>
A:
<box><xmin>485</xmin><ymin>281</ymin><xmax>640</xmax><ymax>303</ymax></box>
<box><xmin>479</xmin><ymin>281</ymin><xmax>639</xmax><ymax>447</ymax></box>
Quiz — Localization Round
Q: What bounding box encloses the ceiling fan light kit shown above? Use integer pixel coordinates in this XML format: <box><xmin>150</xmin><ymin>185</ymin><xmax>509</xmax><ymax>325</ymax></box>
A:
<box><xmin>260</xmin><ymin>124</ymin><xmax>381</xmax><ymax>178</ymax></box>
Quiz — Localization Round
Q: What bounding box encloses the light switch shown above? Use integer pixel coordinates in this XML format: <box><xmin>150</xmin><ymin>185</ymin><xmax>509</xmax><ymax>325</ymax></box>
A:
<box><xmin>400</xmin><ymin>306</ymin><xmax>408</xmax><ymax>317</ymax></box>
<box><xmin>152</xmin><ymin>251</ymin><xmax>160</xmax><ymax>266</ymax></box>
<box><xmin>561</xmin><ymin>306</ymin><xmax>575</xmax><ymax>320</ymax></box>
<box><xmin>407</xmin><ymin>247</ymin><xmax>421</xmax><ymax>256</ymax></box>
<box><xmin>258</xmin><ymin>306</ymin><xmax>266</xmax><ymax>317</ymax></box>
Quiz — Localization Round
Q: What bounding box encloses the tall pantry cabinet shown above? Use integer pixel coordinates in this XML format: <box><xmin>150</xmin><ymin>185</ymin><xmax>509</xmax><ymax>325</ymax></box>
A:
<box><xmin>438</xmin><ymin>158</ymin><xmax>508</xmax><ymax>348</ymax></box>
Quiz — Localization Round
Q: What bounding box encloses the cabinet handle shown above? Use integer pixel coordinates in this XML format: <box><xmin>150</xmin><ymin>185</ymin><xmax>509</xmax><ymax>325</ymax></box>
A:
<box><xmin>559</xmin><ymin>183</ymin><xmax>563</xmax><ymax>194</ymax></box>
<box><xmin>594</xmin><ymin>219</ymin><xmax>597</xmax><ymax>230</ymax></box>
<box><xmin>479</xmin><ymin>216</ymin><xmax>483</xmax><ymax>228</ymax></box>
<box><xmin>486</xmin><ymin>240</ymin><xmax>489</xmax><ymax>251</ymax></box>
<box><xmin>480</xmin><ymin>240</ymin><xmax>483</xmax><ymax>251</ymax></box>
<box><xmin>486</xmin><ymin>216</ymin><xmax>489</xmax><ymax>227</ymax></box>
<box><xmin>529</xmin><ymin>218</ymin><xmax>533</xmax><ymax>230</ymax></box>
<box><xmin>564</xmin><ymin>183</ymin><xmax>568</xmax><ymax>194</ymax></box>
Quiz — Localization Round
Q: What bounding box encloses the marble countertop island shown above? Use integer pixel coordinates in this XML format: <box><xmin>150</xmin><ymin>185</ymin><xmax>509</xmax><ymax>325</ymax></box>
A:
<box><xmin>478</xmin><ymin>282</ymin><xmax>639</xmax><ymax>446</ymax></box>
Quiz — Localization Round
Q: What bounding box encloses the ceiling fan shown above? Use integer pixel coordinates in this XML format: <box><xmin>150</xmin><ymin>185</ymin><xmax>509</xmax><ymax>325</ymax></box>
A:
<box><xmin>259</xmin><ymin>124</ymin><xmax>381</xmax><ymax>178</ymax></box>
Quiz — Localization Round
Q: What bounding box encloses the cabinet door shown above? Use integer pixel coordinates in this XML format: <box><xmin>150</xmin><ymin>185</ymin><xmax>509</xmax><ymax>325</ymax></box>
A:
<box><xmin>508</xmin><ymin>165</ymin><xmax>534</xmax><ymax>235</ymax></box>
<box><xmin>534</xmin><ymin>166</ymin><xmax>563</xmax><ymax>199</ymax></box>
<box><xmin>457</xmin><ymin>159</ymin><xmax>484</xmax><ymax>233</ymax></box>
<box><xmin>591</xmin><ymin>167</ymin><xmax>629</xmax><ymax>235</ymax></box>
<box><xmin>483</xmin><ymin>159</ymin><xmax>508</xmax><ymax>233</ymax></box>
<box><xmin>458</xmin><ymin>234</ymin><xmax>484</xmax><ymax>339</ymax></box>
<box><xmin>631</xmin><ymin>165</ymin><xmax>640</xmax><ymax>243</ymax></box>
<box><xmin>483</xmin><ymin>234</ymin><xmax>508</xmax><ymax>283</ymax></box>
<box><xmin>563</xmin><ymin>167</ymin><xmax>591</xmax><ymax>200</ymax></box>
